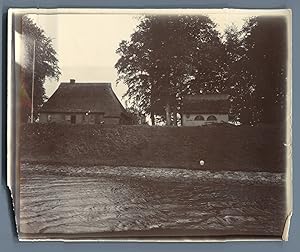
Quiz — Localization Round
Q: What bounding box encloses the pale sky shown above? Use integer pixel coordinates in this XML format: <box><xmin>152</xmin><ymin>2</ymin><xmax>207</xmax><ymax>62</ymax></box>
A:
<box><xmin>16</xmin><ymin>11</ymin><xmax>258</xmax><ymax>106</ymax></box>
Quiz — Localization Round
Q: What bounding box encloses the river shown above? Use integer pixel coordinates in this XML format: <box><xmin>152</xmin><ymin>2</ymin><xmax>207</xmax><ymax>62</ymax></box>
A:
<box><xmin>19</xmin><ymin>163</ymin><xmax>286</xmax><ymax>239</ymax></box>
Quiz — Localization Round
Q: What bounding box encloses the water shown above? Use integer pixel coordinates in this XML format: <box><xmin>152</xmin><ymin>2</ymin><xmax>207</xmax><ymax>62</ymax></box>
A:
<box><xmin>19</xmin><ymin>163</ymin><xmax>286</xmax><ymax>238</ymax></box>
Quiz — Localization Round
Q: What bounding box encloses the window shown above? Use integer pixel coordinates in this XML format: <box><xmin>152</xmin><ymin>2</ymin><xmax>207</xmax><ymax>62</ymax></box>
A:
<box><xmin>71</xmin><ymin>115</ymin><xmax>76</xmax><ymax>124</ymax></box>
<box><xmin>194</xmin><ymin>115</ymin><xmax>204</xmax><ymax>121</ymax></box>
<box><xmin>207</xmin><ymin>115</ymin><xmax>217</xmax><ymax>121</ymax></box>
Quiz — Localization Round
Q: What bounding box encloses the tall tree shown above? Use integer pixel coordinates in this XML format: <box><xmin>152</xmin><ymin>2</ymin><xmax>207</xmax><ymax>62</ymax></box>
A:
<box><xmin>115</xmin><ymin>15</ymin><xmax>223</xmax><ymax>125</ymax></box>
<box><xmin>222</xmin><ymin>16</ymin><xmax>288</xmax><ymax>125</ymax></box>
<box><xmin>223</xmin><ymin>24</ymin><xmax>256</xmax><ymax>124</ymax></box>
<box><xmin>240</xmin><ymin>16</ymin><xmax>288</xmax><ymax>124</ymax></box>
<box><xmin>20</xmin><ymin>16</ymin><xmax>61</xmax><ymax>122</ymax></box>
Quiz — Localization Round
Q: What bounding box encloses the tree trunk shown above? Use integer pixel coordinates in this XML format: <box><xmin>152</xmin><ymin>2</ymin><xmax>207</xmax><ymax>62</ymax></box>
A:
<box><xmin>172</xmin><ymin>107</ymin><xmax>179</xmax><ymax>126</ymax></box>
<box><xmin>180</xmin><ymin>113</ymin><xmax>183</xmax><ymax>126</ymax></box>
<box><xmin>165</xmin><ymin>103</ymin><xmax>171</xmax><ymax>126</ymax></box>
<box><xmin>173</xmin><ymin>111</ymin><xmax>178</xmax><ymax>126</ymax></box>
<box><xmin>151</xmin><ymin>112</ymin><xmax>155</xmax><ymax>126</ymax></box>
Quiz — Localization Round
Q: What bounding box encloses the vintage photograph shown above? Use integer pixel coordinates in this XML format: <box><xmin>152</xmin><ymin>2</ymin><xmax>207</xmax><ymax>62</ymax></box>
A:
<box><xmin>7</xmin><ymin>9</ymin><xmax>292</xmax><ymax>240</ymax></box>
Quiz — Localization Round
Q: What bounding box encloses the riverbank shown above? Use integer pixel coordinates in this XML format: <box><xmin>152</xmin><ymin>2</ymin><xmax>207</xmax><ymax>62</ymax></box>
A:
<box><xmin>20</xmin><ymin>162</ymin><xmax>285</xmax><ymax>185</ymax></box>
<box><xmin>20</xmin><ymin>123</ymin><xmax>287</xmax><ymax>172</ymax></box>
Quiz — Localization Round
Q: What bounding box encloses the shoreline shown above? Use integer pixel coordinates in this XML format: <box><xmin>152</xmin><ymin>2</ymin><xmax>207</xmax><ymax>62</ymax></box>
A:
<box><xmin>20</xmin><ymin>162</ymin><xmax>285</xmax><ymax>185</ymax></box>
<box><xmin>20</xmin><ymin>159</ymin><xmax>285</xmax><ymax>174</ymax></box>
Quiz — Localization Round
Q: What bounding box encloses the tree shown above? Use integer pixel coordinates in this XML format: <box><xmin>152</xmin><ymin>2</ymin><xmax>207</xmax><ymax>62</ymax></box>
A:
<box><xmin>222</xmin><ymin>16</ymin><xmax>288</xmax><ymax>125</ymax></box>
<box><xmin>20</xmin><ymin>16</ymin><xmax>61</xmax><ymax>122</ymax></box>
<box><xmin>241</xmin><ymin>16</ymin><xmax>288</xmax><ymax>124</ymax></box>
<box><xmin>125</xmin><ymin>107</ymin><xmax>148</xmax><ymax>125</ymax></box>
<box><xmin>115</xmin><ymin>15</ymin><xmax>224</xmax><ymax>125</ymax></box>
<box><xmin>223</xmin><ymin>24</ymin><xmax>256</xmax><ymax>124</ymax></box>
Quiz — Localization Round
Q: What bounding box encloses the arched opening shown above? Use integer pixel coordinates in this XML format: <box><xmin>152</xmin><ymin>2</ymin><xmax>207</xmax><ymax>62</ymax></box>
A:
<box><xmin>207</xmin><ymin>115</ymin><xmax>217</xmax><ymax>121</ymax></box>
<box><xmin>194</xmin><ymin>115</ymin><xmax>205</xmax><ymax>121</ymax></box>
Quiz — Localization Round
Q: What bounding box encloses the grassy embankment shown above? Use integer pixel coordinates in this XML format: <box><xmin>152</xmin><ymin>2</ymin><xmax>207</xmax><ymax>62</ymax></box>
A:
<box><xmin>20</xmin><ymin>123</ymin><xmax>286</xmax><ymax>172</ymax></box>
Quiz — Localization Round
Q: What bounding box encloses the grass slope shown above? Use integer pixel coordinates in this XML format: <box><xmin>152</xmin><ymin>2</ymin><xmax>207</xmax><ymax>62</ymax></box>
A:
<box><xmin>20</xmin><ymin>124</ymin><xmax>286</xmax><ymax>172</ymax></box>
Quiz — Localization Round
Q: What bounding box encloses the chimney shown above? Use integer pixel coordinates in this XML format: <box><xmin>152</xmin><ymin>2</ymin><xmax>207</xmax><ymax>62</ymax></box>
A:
<box><xmin>70</xmin><ymin>79</ymin><xmax>75</xmax><ymax>84</ymax></box>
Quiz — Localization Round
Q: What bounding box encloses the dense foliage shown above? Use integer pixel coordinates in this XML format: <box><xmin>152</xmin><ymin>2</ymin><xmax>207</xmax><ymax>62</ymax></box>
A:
<box><xmin>116</xmin><ymin>15</ymin><xmax>224</xmax><ymax>125</ymax></box>
<box><xmin>116</xmin><ymin>15</ymin><xmax>288</xmax><ymax>125</ymax></box>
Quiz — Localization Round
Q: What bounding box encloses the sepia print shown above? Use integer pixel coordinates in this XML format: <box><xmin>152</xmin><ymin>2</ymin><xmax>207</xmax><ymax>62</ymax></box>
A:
<box><xmin>7</xmin><ymin>9</ymin><xmax>292</xmax><ymax>241</ymax></box>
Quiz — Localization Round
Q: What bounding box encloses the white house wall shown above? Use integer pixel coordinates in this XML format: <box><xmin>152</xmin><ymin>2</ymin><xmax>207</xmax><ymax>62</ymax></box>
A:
<box><xmin>182</xmin><ymin>114</ymin><xmax>229</xmax><ymax>126</ymax></box>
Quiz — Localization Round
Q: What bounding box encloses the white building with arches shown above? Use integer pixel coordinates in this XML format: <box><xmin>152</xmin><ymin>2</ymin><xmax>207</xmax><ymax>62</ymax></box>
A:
<box><xmin>181</xmin><ymin>94</ymin><xmax>230</xmax><ymax>126</ymax></box>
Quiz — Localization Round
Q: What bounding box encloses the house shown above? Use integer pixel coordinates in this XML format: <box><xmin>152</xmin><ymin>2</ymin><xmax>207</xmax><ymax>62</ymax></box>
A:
<box><xmin>39</xmin><ymin>79</ymin><xmax>131</xmax><ymax>125</ymax></box>
<box><xmin>181</xmin><ymin>94</ymin><xmax>230</xmax><ymax>126</ymax></box>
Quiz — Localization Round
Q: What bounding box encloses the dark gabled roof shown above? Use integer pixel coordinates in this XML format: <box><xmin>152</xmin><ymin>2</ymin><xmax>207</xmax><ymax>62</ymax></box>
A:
<box><xmin>182</xmin><ymin>94</ymin><xmax>230</xmax><ymax>114</ymax></box>
<box><xmin>39</xmin><ymin>82</ymin><xmax>126</xmax><ymax>116</ymax></box>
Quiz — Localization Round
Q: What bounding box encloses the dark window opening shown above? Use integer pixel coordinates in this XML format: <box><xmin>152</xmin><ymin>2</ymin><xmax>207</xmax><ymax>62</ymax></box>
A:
<box><xmin>71</xmin><ymin>115</ymin><xmax>76</xmax><ymax>124</ymax></box>
<box><xmin>195</xmin><ymin>115</ymin><xmax>204</xmax><ymax>121</ymax></box>
<box><xmin>207</xmin><ymin>115</ymin><xmax>217</xmax><ymax>121</ymax></box>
